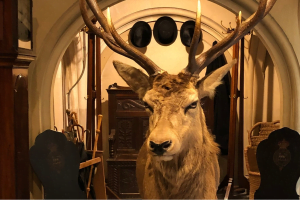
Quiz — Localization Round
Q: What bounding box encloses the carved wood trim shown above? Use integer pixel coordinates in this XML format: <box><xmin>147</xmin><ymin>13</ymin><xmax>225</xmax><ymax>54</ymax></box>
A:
<box><xmin>117</xmin><ymin>99</ymin><xmax>145</xmax><ymax>111</ymax></box>
<box><xmin>117</xmin><ymin>119</ymin><xmax>134</xmax><ymax>149</ymax></box>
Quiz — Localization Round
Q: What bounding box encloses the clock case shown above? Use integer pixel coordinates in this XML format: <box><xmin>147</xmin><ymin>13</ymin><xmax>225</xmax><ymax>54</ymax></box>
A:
<box><xmin>0</xmin><ymin>0</ymin><xmax>34</xmax><ymax>198</ymax></box>
<box><xmin>0</xmin><ymin>0</ymin><xmax>34</xmax><ymax>64</ymax></box>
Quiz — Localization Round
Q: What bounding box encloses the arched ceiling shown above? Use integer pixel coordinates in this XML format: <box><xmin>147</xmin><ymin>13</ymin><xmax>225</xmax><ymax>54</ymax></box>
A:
<box><xmin>29</xmin><ymin>0</ymin><xmax>300</xmax><ymax>154</ymax></box>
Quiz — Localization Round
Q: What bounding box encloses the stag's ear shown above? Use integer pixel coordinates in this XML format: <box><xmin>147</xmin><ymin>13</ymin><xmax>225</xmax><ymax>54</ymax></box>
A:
<box><xmin>196</xmin><ymin>59</ymin><xmax>237</xmax><ymax>99</ymax></box>
<box><xmin>113</xmin><ymin>60</ymin><xmax>150</xmax><ymax>98</ymax></box>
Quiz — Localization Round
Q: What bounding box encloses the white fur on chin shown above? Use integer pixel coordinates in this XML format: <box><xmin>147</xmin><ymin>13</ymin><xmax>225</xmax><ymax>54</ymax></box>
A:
<box><xmin>158</xmin><ymin>155</ymin><xmax>174</xmax><ymax>161</ymax></box>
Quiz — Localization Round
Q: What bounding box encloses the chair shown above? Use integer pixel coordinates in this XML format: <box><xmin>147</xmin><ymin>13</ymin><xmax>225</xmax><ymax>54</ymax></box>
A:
<box><xmin>245</xmin><ymin>120</ymin><xmax>280</xmax><ymax>199</ymax></box>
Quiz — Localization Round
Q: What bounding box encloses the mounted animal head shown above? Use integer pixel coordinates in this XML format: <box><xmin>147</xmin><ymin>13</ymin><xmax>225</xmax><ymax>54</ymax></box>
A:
<box><xmin>80</xmin><ymin>0</ymin><xmax>277</xmax><ymax>161</ymax></box>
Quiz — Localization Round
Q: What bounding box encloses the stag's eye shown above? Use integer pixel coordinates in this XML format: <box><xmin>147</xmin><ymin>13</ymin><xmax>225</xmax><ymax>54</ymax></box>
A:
<box><xmin>184</xmin><ymin>101</ymin><xmax>198</xmax><ymax>114</ymax></box>
<box><xmin>144</xmin><ymin>102</ymin><xmax>153</xmax><ymax>112</ymax></box>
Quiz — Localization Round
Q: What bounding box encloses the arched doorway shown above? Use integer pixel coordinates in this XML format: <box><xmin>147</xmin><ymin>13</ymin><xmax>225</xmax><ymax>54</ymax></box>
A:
<box><xmin>28</xmin><ymin>0</ymin><xmax>300</xmax><ymax>198</ymax></box>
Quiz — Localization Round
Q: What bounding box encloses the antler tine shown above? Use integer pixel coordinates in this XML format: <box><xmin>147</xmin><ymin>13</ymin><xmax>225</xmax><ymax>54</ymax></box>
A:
<box><xmin>80</xmin><ymin>0</ymin><xmax>151</xmax><ymax>70</ymax></box>
<box><xmin>186</xmin><ymin>0</ymin><xmax>202</xmax><ymax>73</ymax></box>
<box><xmin>196</xmin><ymin>11</ymin><xmax>242</xmax><ymax>74</ymax></box>
<box><xmin>184</xmin><ymin>10</ymin><xmax>241</xmax><ymax>75</ymax></box>
<box><xmin>106</xmin><ymin>8</ymin><xmax>163</xmax><ymax>75</ymax></box>
<box><xmin>79</xmin><ymin>0</ymin><xmax>131</xmax><ymax>58</ymax></box>
<box><xmin>85</xmin><ymin>0</ymin><xmax>113</xmax><ymax>34</ymax></box>
<box><xmin>82</xmin><ymin>0</ymin><xmax>163</xmax><ymax>75</ymax></box>
<box><xmin>183</xmin><ymin>0</ymin><xmax>276</xmax><ymax>75</ymax></box>
<box><xmin>264</xmin><ymin>0</ymin><xmax>277</xmax><ymax>17</ymax></box>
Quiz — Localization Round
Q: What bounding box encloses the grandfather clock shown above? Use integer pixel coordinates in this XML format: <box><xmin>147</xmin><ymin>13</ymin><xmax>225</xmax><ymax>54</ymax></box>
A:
<box><xmin>0</xmin><ymin>0</ymin><xmax>34</xmax><ymax>198</ymax></box>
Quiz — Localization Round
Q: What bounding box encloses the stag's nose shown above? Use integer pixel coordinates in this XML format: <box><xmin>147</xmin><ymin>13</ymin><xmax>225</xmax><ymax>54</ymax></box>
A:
<box><xmin>149</xmin><ymin>141</ymin><xmax>172</xmax><ymax>155</ymax></box>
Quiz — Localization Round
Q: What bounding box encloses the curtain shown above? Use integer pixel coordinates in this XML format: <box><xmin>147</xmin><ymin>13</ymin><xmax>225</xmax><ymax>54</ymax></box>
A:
<box><xmin>53</xmin><ymin>32</ymin><xmax>88</xmax><ymax>135</ymax></box>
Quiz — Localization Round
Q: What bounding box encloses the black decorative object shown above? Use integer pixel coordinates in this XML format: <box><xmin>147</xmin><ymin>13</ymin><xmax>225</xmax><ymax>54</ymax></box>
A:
<box><xmin>129</xmin><ymin>21</ymin><xmax>152</xmax><ymax>48</ymax></box>
<box><xmin>153</xmin><ymin>16</ymin><xmax>177</xmax><ymax>45</ymax></box>
<box><xmin>205</xmin><ymin>41</ymin><xmax>231</xmax><ymax>155</ymax></box>
<box><xmin>254</xmin><ymin>127</ymin><xmax>300</xmax><ymax>199</ymax></box>
<box><xmin>29</xmin><ymin>130</ymin><xmax>86</xmax><ymax>199</ymax></box>
<box><xmin>180</xmin><ymin>20</ymin><xmax>202</xmax><ymax>47</ymax></box>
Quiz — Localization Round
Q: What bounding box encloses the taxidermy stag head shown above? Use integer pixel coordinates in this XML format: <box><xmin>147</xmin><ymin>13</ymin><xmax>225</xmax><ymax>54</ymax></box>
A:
<box><xmin>80</xmin><ymin>0</ymin><xmax>277</xmax><ymax>198</ymax></box>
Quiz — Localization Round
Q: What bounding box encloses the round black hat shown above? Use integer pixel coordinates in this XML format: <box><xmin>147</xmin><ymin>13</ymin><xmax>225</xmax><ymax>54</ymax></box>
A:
<box><xmin>129</xmin><ymin>21</ymin><xmax>152</xmax><ymax>48</ymax></box>
<box><xmin>153</xmin><ymin>16</ymin><xmax>178</xmax><ymax>45</ymax></box>
<box><xmin>180</xmin><ymin>20</ymin><xmax>202</xmax><ymax>47</ymax></box>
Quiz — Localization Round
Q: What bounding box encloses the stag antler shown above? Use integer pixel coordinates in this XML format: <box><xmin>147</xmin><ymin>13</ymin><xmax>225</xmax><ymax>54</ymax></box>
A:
<box><xmin>79</xmin><ymin>0</ymin><xmax>163</xmax><ymax>75</ymax></box>
<box><xmin>187</xmin><ymin>0</ymin><xmax>202</xmax><ymax>69</ymax></box>
<box><xmin>184</xmin><ymin>0</ymin><xmax>277</xmax><ymax>75</ymax></box>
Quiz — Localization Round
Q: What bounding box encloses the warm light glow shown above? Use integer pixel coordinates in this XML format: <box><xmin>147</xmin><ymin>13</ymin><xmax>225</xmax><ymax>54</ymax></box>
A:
<box><xmin>238</xmin><ymin>11</ymin><xmax>242</xmax><ymax>25</ymax></box>
<box><xmin>107</xmin><ymin>7</ymin><xmax>111</xmax><ymax>25</ymax></box>
<box><xmin>197</xmin><ymin>0</ymin><xmax>201</xmax><ymax>19</ymax></box>
<box><xmin>195</xmin><ymin>0</ymin><xmax>201</xmax><ymax>27</ymax></box>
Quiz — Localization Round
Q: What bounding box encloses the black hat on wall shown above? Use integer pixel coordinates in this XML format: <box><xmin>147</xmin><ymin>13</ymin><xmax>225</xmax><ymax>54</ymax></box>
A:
<box><xmin>129</xmin><ymin>21</ymin><xmax>152</xmax><ymax>48</ymax></box>
<box><xmin>153</xmin><ymin>16</ymin><xmax>178</xmax><ymax>45</ymax></box>
<box><xmin>180</xmin><ymin>20</ymin><xmax>202</xmax><ymax>47</ymax></box>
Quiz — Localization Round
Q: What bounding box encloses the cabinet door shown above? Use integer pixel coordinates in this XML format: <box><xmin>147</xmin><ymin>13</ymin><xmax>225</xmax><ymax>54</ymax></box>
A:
<box><xmin>107</xmin><ymin>161</ymin><xmax>140</xmax><ymax>199</ymax></box>
<box><xmin>115</xmin><ymin>116</ymin><xmax>148</xmax><ymax>156</ymax></box>
<box><xmin>115</xmin><ymin>117</ymin><xmax>136</xmax><ymax>154</ymax></box>
<box><xmin>113</xmin><ymin>94</ymin><xmax>149</xmax><ymax>156</ymax></box>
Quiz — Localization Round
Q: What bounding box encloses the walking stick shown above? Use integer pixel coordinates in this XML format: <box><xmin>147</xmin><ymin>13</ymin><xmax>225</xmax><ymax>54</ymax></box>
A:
<box><xmin>86</xmin><ymin>114</ymin><xmax>102</xmax><ymax>198</ymax></box>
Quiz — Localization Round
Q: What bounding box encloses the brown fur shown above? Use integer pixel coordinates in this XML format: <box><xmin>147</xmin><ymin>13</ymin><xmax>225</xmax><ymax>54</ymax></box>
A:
<box><xmin>137</xmin><ymin>72</ymin><xmax>220</xmax><ymax>199</ymax></box>
<box><xmin>113</xmin><ymin>60</ymin><xmax>236</xmax><ymax>199</ymax></box>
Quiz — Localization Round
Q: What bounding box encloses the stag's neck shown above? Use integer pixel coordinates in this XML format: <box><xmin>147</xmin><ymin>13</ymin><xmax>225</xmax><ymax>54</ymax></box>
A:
<box><xmin>150</xmin><ymin>110</ymin><xmax>219</xmax><ymax>198</ymax></box>
<box><xmin>153</xmin><ymin>136</ymin><xmax>211</xmax><ymax>174</ymax></box>
<box><xmin>151</xmin><ymin>134</ymin><xmax>218</xmax><ymax>198</ymax></box>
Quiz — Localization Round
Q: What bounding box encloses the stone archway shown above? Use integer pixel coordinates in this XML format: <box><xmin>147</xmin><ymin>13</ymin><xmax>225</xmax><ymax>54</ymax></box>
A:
<box><xmin>29</xmin><ymin>0</ymin><xmax>300</xmax><ymax>149</ymax></box>
<box><xmin>211</xmin><ymin>0</ymin><xmax>300</xmax><ymax>130</ymax></box>
<box><xmin>28</xmin><ymin>0</ymin><xmax>300</xmax><ymax>198</ymax></box>
<box><xmin>29</xmin><ymin>0</ymin><xmax>299</xmax><ymax>141</ymax></box>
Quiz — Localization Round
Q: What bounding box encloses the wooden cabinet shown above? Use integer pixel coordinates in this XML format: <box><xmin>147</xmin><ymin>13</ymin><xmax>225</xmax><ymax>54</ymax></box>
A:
<box><xmin>106</xmin><ymin>84</ymin><xmax>148</xmax><ymax>198</ymax></box>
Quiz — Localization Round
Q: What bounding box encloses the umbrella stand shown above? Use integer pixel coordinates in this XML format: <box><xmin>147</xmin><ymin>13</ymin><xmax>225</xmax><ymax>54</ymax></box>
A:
<box><xmin>87</xmin><ymin>114</ymin><xmax>102</xmax><ymax>198</ymax></box>
<box><xmin>78</xmin><ymin>114</ymin><xmax>106</xmax><ymax>199</ymax></box>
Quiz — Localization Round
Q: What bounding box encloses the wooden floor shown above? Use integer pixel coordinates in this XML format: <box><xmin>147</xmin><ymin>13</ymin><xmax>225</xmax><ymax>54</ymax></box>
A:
<box><xmin>217</xmin><ymin>187</ymin><xmax>249</xmax><ymax>199</ymax></box>
<box><xmin>106</xmin><ymin>186</ymin><xmax>250</xmax><ymax>199</ymax></box>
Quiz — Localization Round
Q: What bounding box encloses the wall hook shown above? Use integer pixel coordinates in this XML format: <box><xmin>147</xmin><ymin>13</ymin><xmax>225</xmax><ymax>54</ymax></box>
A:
<box><xmin>221</xmin><ymin>21</ymin><xmax>234</xmax><ymax>34</ymax></box>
